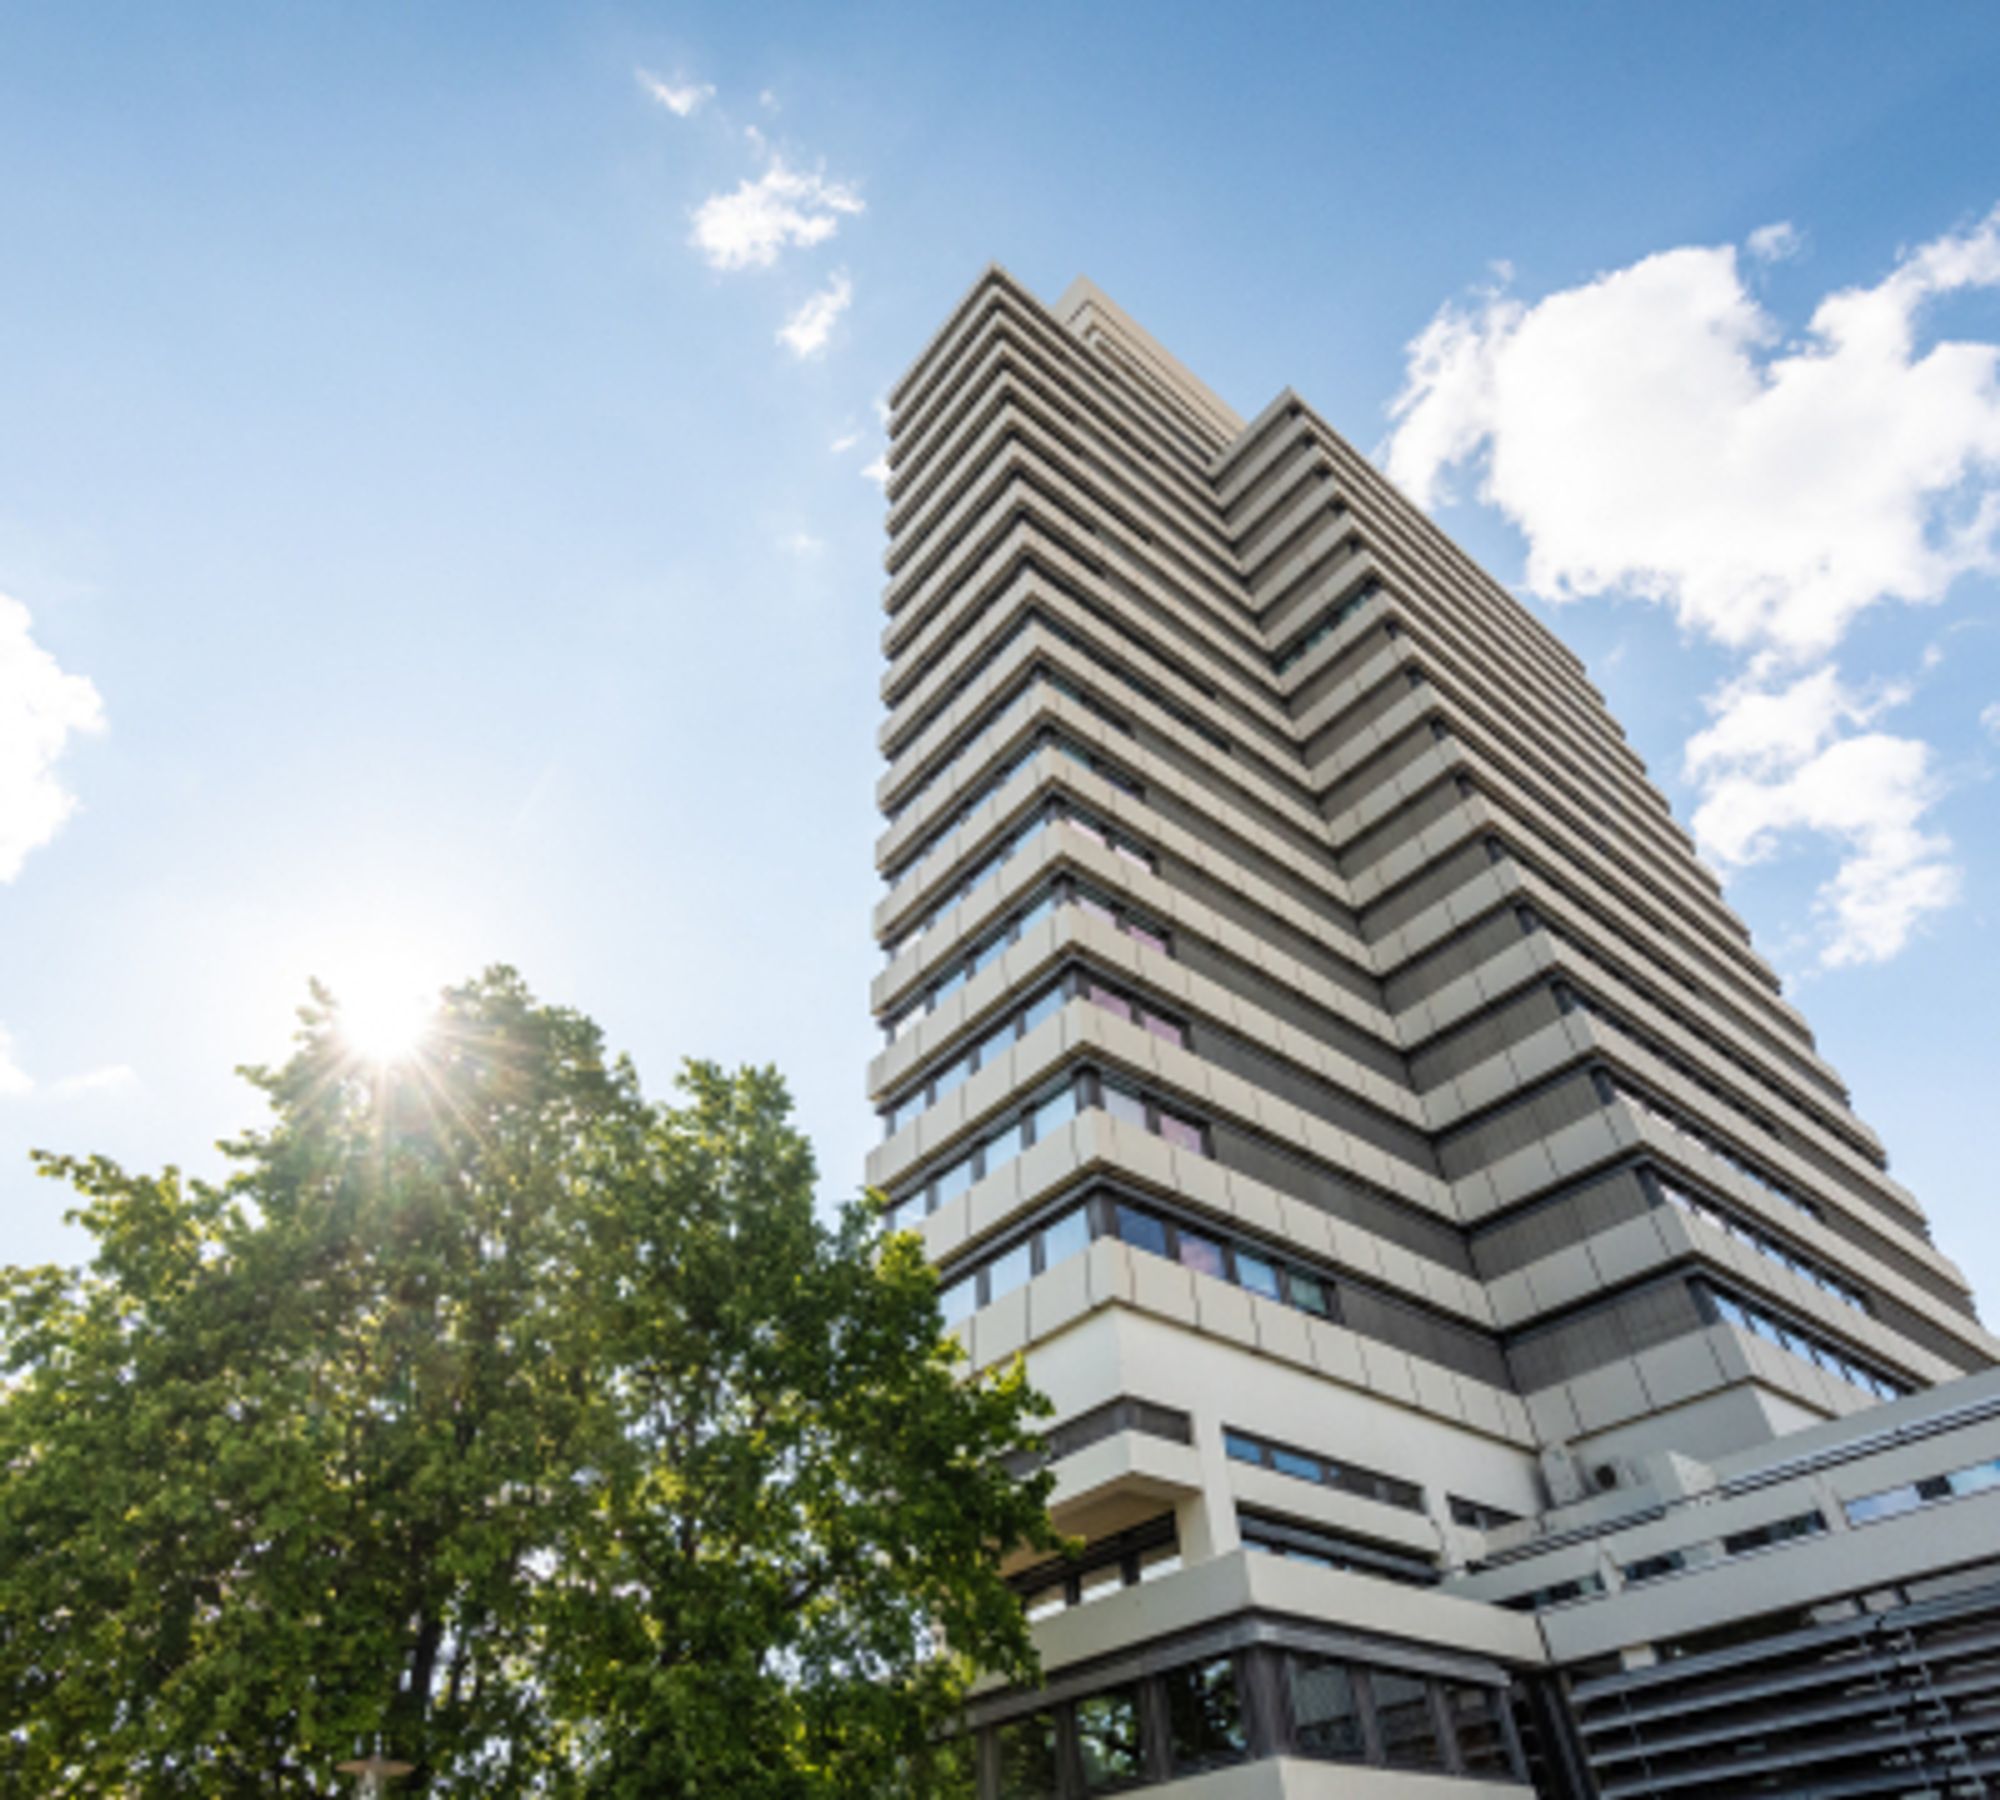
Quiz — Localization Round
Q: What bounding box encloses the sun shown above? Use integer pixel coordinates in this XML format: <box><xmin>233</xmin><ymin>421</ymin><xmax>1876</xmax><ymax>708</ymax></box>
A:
<box><xmin>324</xmin><ymin>954</ymin><xmax>443</xmax><ymax>1065</ymax></box>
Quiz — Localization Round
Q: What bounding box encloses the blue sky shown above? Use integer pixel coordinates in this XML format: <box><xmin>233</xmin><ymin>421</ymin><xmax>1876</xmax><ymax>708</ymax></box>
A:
<box><xmin>3</xmin><ymin>4</ymin><xmax>1999</xmax><ymax>1307</ymax></box>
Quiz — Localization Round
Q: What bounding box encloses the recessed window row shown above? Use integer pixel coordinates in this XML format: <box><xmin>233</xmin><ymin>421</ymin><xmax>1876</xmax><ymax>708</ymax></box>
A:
<box><xmin>1033</xmin><ymin>583</ymin><xmax>1241</xmax><ymax>757</ymax></box>
<box><xmin>885</xmin><ymin>1069</ymin><xmax>1206</xmax><ymax>1239</ymax></box>
<box><xmin>887</xmin><ymin>715</ymin><xmax>1143</xmax><ymax>891</ymax></box>
<box><xmin>1621</xmin><ymin>1549</ymin><xmax>1687</xmax><ymax>1586</ymax></box>
<box><xmin>1521</xmin><ymin>858</ymin><xmax>1884</xmax><ymax>1171</ymax></box>
<box><xmin>964</xmin><ymin>1642</ymin><xmax>1520</xmax><ymax>1797</ymax></box>
<box><xmin>1238</xmin><ymin>1505</ymin><xmax>1438</xmax><ymax>1587</ymax></box>
<box><xmin>1499</xmin><ymin>1571</ymin><xmax>1608</xmax><ymax>1613</ymax></box>
<box><xmin>1014</xmin><ymin>1516</ymin><xmax>1183</xmax><ymax>1624</ymax></box>
<box><xmin>1598</xmin><ymin>1071</ymin><xmax>1816</xmax><ymax>1221</ymax></box>
<box><xmin>1449</xmin><ymin>1494</ymin><xmax>1524</xmax><ymax>1531</ymax></box>
<box><xmin>1845</xmin><ymin>1453</ymin><xmax>2000</xmax><ymax>1527</ymax></box>
<box><xmin>1000</xmin><ymin>1395</ymin><xmax>1192</xmax><ymax>1479</ymax></box>
<box><xmin>881</xmin><ymin>966</ymin><xmax>1187</xmax><ymax>1138</ymax></box>
<box><xmin>920</xmin><ymin>1170</ymin><xmax>1505</xmax><ymax>1398</ymax></box>
<box><xmin>1222</xmin><ymin>1424</ymin><xmax>1424</xmax><ymax>1516</ymax></box>
<box><xmin>882</xmin><ymin>877</ymin><xmax>1172</xmax><ymax>1043</ymax></box>
<box><xmin>1272</xmin><ymin>578</ymin><xmax>1379</xmax><ymax>675</ymax></box>
<box><xmin>1653</xmin><ymin>1171</ymin><xmax>1868</xmax><ymax>1314</ymax></box>
<box><xmin>883</xmin><ymin>796</ymin><xmax>1157</xmax><ymax>964</ymax></box>
<box><xmin>1560</xmin><ymin>981</ymin><xmax>1783</xmax><ymax>1147</ymax></box>
<box><xmin>1700</xmin><ymin>1282</ymin><xmax>1909</xmax><ymax>1400</ymax></box>
<box><xmin>887</xmin><ymin>663</ymin><xmax>1134</xmax><ymax>826</ymax></box>
<box><xmin>1528</xmin><ymin>892</ymin><xmax>1870</xmax><ymax>1160</ymax></box>
<box><xmin>1721</xmin><ymin>1509</ymin><xmax>1827</xmax><ymax>1557</ymax></box>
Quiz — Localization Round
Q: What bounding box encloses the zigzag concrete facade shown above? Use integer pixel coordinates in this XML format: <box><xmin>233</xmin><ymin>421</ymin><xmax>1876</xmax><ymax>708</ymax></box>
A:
<box><xmin>866</xmin><ymin>269</ymin><xmax>2000</xmax><ymax>1799</ymax></box>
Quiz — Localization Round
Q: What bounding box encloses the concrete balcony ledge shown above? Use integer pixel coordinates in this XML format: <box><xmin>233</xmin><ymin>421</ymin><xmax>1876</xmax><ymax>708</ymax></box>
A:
<box><xmin>1028</xmin><ymin>1550</ymin><xmax>1546</xmax><ymax>1679</ymax></box>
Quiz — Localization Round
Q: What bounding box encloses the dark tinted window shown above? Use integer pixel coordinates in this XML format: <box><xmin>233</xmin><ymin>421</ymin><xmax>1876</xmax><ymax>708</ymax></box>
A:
<box><xmin>1165</xmin><ymin>1656</ymin><xmax>1248</xmax><ymax>1771</ymax></box>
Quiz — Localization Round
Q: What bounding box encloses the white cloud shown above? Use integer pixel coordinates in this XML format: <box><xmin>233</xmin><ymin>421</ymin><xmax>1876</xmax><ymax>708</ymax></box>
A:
<box><xmin>1747</xmin><ymin>220</ymin><xmax>1804</xmax><ymax>263</ymax></box>
<box><xmin>636</xmin><ymin>70</ymin><xmax>714</xmax><ymax>118</ymax></box>
<box><xmin>1383</xmin><ymin>208</ymin><xmax>2000</xmax><ymax>966</ymax></box>
<box><xmin>48</xmin><ymin>1063</ymin><xmax>136</xmax><ymax>1100</ymax></box>
<box><xmin>830</xmin><ymin>431</ymin><xmax>861</xmax><ymax>454</ymax></box>
<box><xmin>777</xmin><ymin>270</ymin><xmax>853</xmax><ymax>359</ymax></box>
<box><xmin>1687</xmin><ymin>668</ymin><xmax>1958</xmax><ymax>966</ymax></box>
<box><xmin>0</xmin><ymin>593</ymin><xmax>105</xmax><ymax>882</ymax></box>
<box><xmin>1384</xmin><ymin>205</ymin><xmax>2000</xmax><ymax>657</ymax></box>
<box><xmin>1981</xmin><ymin>700</ymin><xmax>2000</xmax><ymax>741</ymax></box>
<box><xmin>759</xmin><ymin>88</ymin><xmax>780</xmax><ymax>112</ymax></box>
<box><xmin>0</xmin><ymin>1028</ymin><xmax>31</xmax><ymax>1098</ymax></box>
<box><xmin>0</xmin><ymin>1024</ymin><xmax>134</xmax><ymax>1103</ymax></box>
<box><xmin>861</xmin><ymin>456</ymin><xmax>890</xmax><ymax>487</ymax></box>
<box><xmin>690</xmin><ymin>157</ymin><xmax>863</xmax><ymax>272</ymax></box>
<box><xmin>779</xmin><ymin>530</ymin><xmax>825</xmax><ymax>558</ymax></box>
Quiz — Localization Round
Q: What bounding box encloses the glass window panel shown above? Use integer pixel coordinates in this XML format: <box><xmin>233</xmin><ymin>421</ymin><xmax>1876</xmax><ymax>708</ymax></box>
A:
<box><xmin>886</xmin><ymin>1193</ymin><xmax>927</xmax><ymax>1234</ymax></box>
<box><xmin>1143</xmin><ymin>1011</ymin><xmax>1187</xmax><ymax>1047</ymax></box>
<box><xmin>974</xmin><ymin>1023</ymin><xmax>1016</xmax><ymax>1069</ymax></box>
<box><xmin>1223</xmin><ymin>1430</ymin><xmax>1264</xmax><ymax>1466</ymax></box>
<box><xmin>1115</xmin><ymin>1205</ymin><xmax>1169</xmax><ymax>1258</ymax></box>
<box><xmin>1125</xmin><ymin>921</ymin><xmax>1167</xmax><ymax>956</ymax></box>
<box><xmin>995</xmin><ymin>1712</ymin><xmax>1061</xmax><ymax>1800</ymax></box>
<box><xmin>1075</xmin><ymin>1688</ymin><xmax>1144</xmax><ymax>1790</ymax></box>
<box><xmin>1286</xmin><ymin>1270</ymin><xmax>1331</xmax><ymax>1316</ymax></box>
<box><xmin>939</xmin><ymin>1274</ymin><xmax>977</xmax><ymax>1327</ymax></box>
<box><xmin>1101</xmin><ymin>1084</ymin><xmax>1147</xmax><ymax>1129</ymax></box>
<box><xmin>1077</xmin><ymin>1564</ymin><xmax>1125</xmax><ymax>1605</ymax></box>
<box><xmin>1139</xmin><ymin>1544</ymin><xmax>1182</xmax><ymax>1583</ymax></box>
<box><xmin>1087</xmin><ymin>983</ymin><xmax>1134</xmax><ymax>1022</ymax></box>
<box><xmin>1177</xmin><ymin>1231</ymin><xmax>1227</xmax><ymax>1280</ymax></box>
<box><xmin>1957</xmin><ymin>1460</ymin><xmax>2000</xmax><ymax>1497</ymax></box>
<box><xmin>1272</xmin><ymin>1447</ymin><xmax>1320</xmax><ymax>1482</ymax></box>
<box><xmin>1067</xmin><ymin>816</ymin><xmax>1107</xmax><ymax>847</ymax></box>
<box><xmin>983</xmin><ymin>1121</ymin><xmax>1025</xmax><ymax>1171</ymax></box>
<box><xmin>1287</xmin><ymin>1655</ymin><xmax>1365</xmax><ymax>1761</ymax></box>
<box><xmin>1157</xmin><ymin>1109</ymin><xmax>1207</xmax><ymax>1155</ymax></box>
<box><xmin>1016</xmin><ymin>893</ymin><xmax>1057</xmax><ymax>936</ymax></box>
<box><xmin>1374</xmin><ymin>1670</ymin><xmax>1446</xmax><ymax>1770</ymax></box>
<box><xmin>1165</xmin><ymin>1656</ymin><xmax>1248</xmax><ymax>1771</ymax></box>
<box><xmin>1039</xmin><ymin>1207</ymin><xmax>1091</xmax><ymax>1270</ymax></box>
<box><xmin>932</xmin><ymin>1060</ymin><xmax>969</xmax><ymax>1103</ymax></box>
<box><xmin>891</xmin><ymin>1007</ymin><xmax>923</xmax><ymax>1041</ymax></box>
<box><xmin>1234</xmin><ymin>1251</ymin><xmax>1280</xmax><ymax>1300</ymax></box>
<box><xmin>933</xmin><ymin>966</ymin><xmax>968</xmax><ymax>1003</ymax></box>
<box><xmin>1444</xmin><ymin>1683</ymin><xmax>1513</xmax><ymax>1776</ymax></box>
<box><xmin>969</xmin><ymin>934</ymin><xmax>1007</xmax><ymax>975</ymax></box>
<box><xmin>987</xmin><ymin>1241</ymin><xmax>1034</xmax><ymax>1303</ymax></box>
<box><xmin>1078</xmin><ymin>894</ymin><xmax>1117</xmax><ymax>926</ymax></box>
<box><xmin>934</xmin><ymin>1157</ymin><xmax>973</xmax><ymax>1206</ymax></box>
<box><xmin>1030</xmin><ymin>1084</ymin><xmax>1079</xmax><ymax>1143</ymax></box>
<box><xmin>1022</xmin><ymin>984</ymin><xmax>1064</xmax><ymax>1034</ymax></box>
<box><xmin>1113</xmin><ymin>840</ymin><xmax>1150</xmax><ymax>868</ymax></box>
<box><xmin>1013</xmin><ymin>813</ymin><xmax>1049</xmax><ymax>854</ymax></box>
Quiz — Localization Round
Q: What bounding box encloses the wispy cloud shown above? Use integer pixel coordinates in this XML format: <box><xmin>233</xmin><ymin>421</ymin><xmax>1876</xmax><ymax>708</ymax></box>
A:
<box><xmin>829</xmin><ymin>431</ymin><xmax>861</xmax><ymax>454</ymax></box>
<box><xmin>1685</xmin><ymin>665</ymin><xmax>1956</xmax><ymax>966</ymax></box>
<box><xmin>0</xmin><ymin>1025</ymin><xmax>134</xmax><ymax>1103</ymax></box>
<box><xmin>779</xmin><ymin>530</ymin><xmax>825</xmax><ymax>558</ymax></box>
<box><xmin>1981</xmin><ymin>700</ymin><xmax>2000</xmax><ymax>742</ymax></box>
<box><xmin>690</xmin><ymin>156</ymin><xmax>863</xmax><ymax>272</ymax></box>
<box><xmin>861</xmin><ymin>456</ymin><xmax>890</xmax><ymax>487</ymax></box>
<box><xmin>777</xmin><ymin>271</ymin><xmax>853</xmax><ymax>359</ymax></box>
<box><xmin>1</xmin><ymin>593</ymin><xmax>104</xmax><ymax>883</ymax></box>
<box><xmin>636</xmin><ymin>70</ymin><xmax>715</xmax><ymax>118</ymax></box>
<box><xmin>1382</xmin><ymin>206</ymin><xmax>2000</xmax><ymax>966</ymax></box>
<box><xmin>1746</xmin><ymin>220</ymin><xmax>1804</xmax><ymax>263</ymax></box>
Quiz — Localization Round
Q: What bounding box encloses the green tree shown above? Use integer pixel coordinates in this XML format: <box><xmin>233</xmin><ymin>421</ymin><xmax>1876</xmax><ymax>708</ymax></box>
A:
<box><xmin>0</xmin><ymin>968</ymin><xmax>1057</xmax><ymax>1796</ymax></box>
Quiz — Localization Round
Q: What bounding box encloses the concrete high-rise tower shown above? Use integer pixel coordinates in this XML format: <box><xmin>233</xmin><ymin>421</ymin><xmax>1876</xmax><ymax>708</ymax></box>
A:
<box><xmin>867</xmin><ymin>270</ymin><xmax>2000</xmax><ymax>1799</ymax></box>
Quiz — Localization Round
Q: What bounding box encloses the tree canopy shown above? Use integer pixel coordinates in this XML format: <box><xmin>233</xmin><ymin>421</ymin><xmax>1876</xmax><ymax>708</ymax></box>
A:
<box><xmin>0</xmin><ymin>968</ymin><xmax>1058</xmax><ymax>1795</ymax></box>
